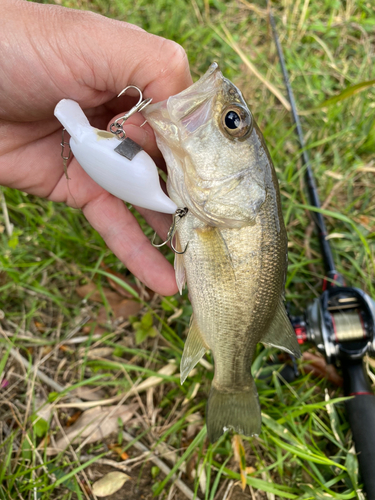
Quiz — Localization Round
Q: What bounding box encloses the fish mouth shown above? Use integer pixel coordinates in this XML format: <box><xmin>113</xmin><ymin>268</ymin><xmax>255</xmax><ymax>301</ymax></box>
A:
<box><xmin>178</xmin><ymin>95</ymin><xmax>211</xmax><ymax>121</ymax></box>
<box><xmin>166</xmin><ymin>62</ymin><xmax>223</xmax><ymax>124</ymax></box>
<box><xmin>176</xmin><ymin>94</ymin><xmax>215</xmax><ymax>136</ymax></box>
<box><xmin>143</xmin><ymin>63</ymin><xmax>223</xmax><ymax>134</ymax></box>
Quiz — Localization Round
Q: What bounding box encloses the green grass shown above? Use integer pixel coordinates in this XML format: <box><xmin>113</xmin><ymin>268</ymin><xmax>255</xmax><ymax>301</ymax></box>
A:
<box><xmin>1</xmin><ymin>0</ymin><xmax>375</xmax><ymax>498</ymax></box>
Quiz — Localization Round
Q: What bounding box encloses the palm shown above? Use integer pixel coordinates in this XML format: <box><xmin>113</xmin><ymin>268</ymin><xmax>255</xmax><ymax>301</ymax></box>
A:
<box><xmin>0</xmin><ymin>0</ymin><xmax>192</xmax><ymax>295</ymax></box>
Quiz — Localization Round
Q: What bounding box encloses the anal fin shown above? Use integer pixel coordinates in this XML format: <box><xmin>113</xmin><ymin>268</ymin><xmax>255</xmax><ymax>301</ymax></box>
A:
<box><xmin>180</xmin><ymin>316</ymin><xmax>208</xmax><ymax>384</ymax></box>
<box><xmin>261</xmin><ymin>299</ymin><xmax>301</xmax><ymax>358</ymax></box>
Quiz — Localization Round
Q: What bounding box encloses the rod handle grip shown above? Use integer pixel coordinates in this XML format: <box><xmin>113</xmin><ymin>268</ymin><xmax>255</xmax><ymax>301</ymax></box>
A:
<box><xmin>343</xmin><ymin>361</ymin><xmax>375</xmax><ymax>499</ymax></box>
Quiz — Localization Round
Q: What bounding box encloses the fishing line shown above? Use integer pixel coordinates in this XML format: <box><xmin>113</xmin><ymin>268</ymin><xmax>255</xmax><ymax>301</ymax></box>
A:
<box><xmin>268</xmin><ymin>7</ymin><xmax>375</xmax><ymax>497</ymax></box>
<box><xmin>268</xmin><ymin>3</ymin><xmax>339</xmax><ymax>283</ymax></box>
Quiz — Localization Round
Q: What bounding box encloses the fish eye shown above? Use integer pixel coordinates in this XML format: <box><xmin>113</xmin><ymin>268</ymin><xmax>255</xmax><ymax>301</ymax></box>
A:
<box><xmin>221</xmin><ymin>104</ymin><xmax>252</xmax><ymax>140</ymax></box>
<box><xmin>225</xmin><ymin>111</ymin><xmax>240</xmax><ymax>129</ymax></box>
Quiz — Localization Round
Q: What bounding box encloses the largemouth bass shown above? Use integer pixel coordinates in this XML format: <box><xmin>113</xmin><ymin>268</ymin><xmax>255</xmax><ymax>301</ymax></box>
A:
<box><xmin>143</xmin><ymin>63</ymin><xmax>301</xmax><ymax>442</ymax></box>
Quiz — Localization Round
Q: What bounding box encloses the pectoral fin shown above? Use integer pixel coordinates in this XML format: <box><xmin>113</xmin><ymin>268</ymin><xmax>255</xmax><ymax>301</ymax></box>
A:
<box><xmin>180</xmin><ymin>316</ymin><xmax>208</xmax><ymax>384</ymax></box>
<box><xmin>261</xmin><ymin>299</ymin><xmax>301</xmax><ymax>358</ymax></box>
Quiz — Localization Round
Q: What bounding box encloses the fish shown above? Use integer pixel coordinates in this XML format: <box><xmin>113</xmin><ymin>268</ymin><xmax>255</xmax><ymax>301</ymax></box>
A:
<box><xmin>143</xmin><ymin>63</ymin><xmax>301</xmax><ymax>442</ymax></box>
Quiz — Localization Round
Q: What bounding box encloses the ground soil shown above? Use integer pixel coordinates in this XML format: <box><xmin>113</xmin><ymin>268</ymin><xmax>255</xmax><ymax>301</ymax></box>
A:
<box><xmin>86</xmin><ymin>458</ymin><xmax>268</xmax><ymax>500</ymax></box>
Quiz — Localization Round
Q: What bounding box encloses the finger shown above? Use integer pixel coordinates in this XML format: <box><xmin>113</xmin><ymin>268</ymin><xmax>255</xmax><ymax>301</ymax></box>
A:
<box><xmin>106</xmin><ymin>112</ymin><xmax>163</xmax><ymax>161</ymax></box>
<box><xmin>0</xmin><ymin>117</ymin><xmax>59</xmax><ymax>157</ymax></box>
<box><xmin>0</xmin><ymin>115</ymin><xmax>165</xmax><ymax>196</ymax></box>
<box><xmin>43</xmin><ymin>144</ymin><xmax>178</xmax><ymax>296</ymax></box>
<box><xmin>66</xmin><ymin>18</ymin><xmax>194</xmax><ymax>104</ymax></box>
<box><xmin>4</xmin><ymin>1</ymin><xmax>193</xmax><ymax>119</ymax></box>
<box><xmin>135</xmin><ymin>206</ymin><xmax>172</xmax><ymax>242</ymax></box>
<box><xmin>81</xmin><ymin>192</ymin><xmax>178</xmax><ymax>296</ymax></box>
<box><xmin>0</xmin><ymin>117</ymin><xmax>178</xmax><ymax>296</ymax></box>
<box><xmin>0</xmin><ymin>129</ymin><xmax>67</xmax><ymax>196</ymax></box>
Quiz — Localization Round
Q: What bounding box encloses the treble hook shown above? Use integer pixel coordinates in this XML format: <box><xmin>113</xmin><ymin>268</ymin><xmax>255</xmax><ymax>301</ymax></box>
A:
<box><xmin>152</xmin><ymin>208</ymin><xmax>189</xmax><ymax>254</ymax></box>
<box><xmin>110</xmin><ymin>85</ymin><xmax>152</xmax><ymax>139</ymax></box>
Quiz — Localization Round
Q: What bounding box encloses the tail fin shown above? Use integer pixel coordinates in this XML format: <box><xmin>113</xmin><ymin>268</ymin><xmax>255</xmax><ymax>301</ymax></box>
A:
<box><xmin>206</xmin><ymin>380</ymin><xmax>261</xmax><ymax>443</ymax></box>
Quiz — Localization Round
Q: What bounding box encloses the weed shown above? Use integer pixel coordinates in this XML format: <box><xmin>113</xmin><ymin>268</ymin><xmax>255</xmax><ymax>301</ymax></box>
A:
<box><xmin>1</xmin><ymin>0</ymin><xmax>374</xmax><ymax>499</ymax></box>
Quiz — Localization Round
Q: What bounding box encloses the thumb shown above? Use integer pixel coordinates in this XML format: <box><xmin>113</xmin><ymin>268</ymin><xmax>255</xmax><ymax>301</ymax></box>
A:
<box><xmin>62</xmin><ymin>10</ymin><xmax>193</xmax><ymax>103</ymax></box>
<box><xmin>2</xmin><ymin>0</ymin><xmax>193</xmax><ymax>117</ymax></box>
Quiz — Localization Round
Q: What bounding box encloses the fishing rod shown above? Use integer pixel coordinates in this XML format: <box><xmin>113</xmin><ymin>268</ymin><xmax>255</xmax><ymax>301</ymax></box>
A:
<box><xmin>268</xmin><ymin>6</ymin><xmax>375</xmax><ymax>499</ymax></box>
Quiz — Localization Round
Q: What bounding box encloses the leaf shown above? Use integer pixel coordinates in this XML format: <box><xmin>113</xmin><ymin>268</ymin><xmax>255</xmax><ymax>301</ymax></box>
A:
<box><xmin>92</xmin><ymin>472</ymin><xmax>130</xmax><ymax>497</ymax></box>
<box><xmin>76</xmin><ymin>283</ymin><xmax>122</xmax><ymax>306</ymax></box>
<box><xmin>134</xmin><ymin>313</ymin><xmax>159</xmax><ymax>345</ymax></box>
<box><xmin>301</xmin><ymin>352</ymin><xmax>343</xmax><ymax>386</ymax></box>
<box><xmin>269</xmin><ymin>435</ymin><xmax>346</xmax><ymax>469</ymax></box>
<box><xmin>7</xmin><ymin>232</ymin><xmax>19</xmax><ymax>248</ymax></box>
<box><xmin>186</xmin><ymin>413</ymin><xmax>203</xmax><ymax>439</ymax></box>
<box><xmin>182</xmin><ymin>382</ymin><xmax>200</xmax><ymax>406</ymax></box>
<box><xmin>141</xmin><ymin>312</ymin><xmax>153</xmax><ymax>329</ymax></box>
<box><xmin>135</xmin><ymin>328</ymin><xmax>149</xmax><ymax>345</ymax></box>
<box><xmin>73</xmin><ymin>386</ymin><xmax>106</xmax><ymax>401</ymax></box>
<box><xmin>65</xmin><ymin>411</ymin><xmax>82</xmax><ymax>427</ymax></box>
<box><xmin>48</xmin><ymin>391</ymin><xmax>59</xmax><ymax>403</ymax></box>
<box><xmin>232</xmin><ymin>435</ymin><xmax>247</xmax><ymax>491</ymax></box>
<box><xmin>359</xmin><ymin>215</ymin><xmax>370</xmax><ymax>225</ymax></box>
<box><xmin>197</xmin><ymin>459</ymin><xmax>207</xmax><ymax>494</ymax></box>
<box><xmin>151</xmin><ymin>466</ymin><xmax>160</xmax><ymax>479</ymax></box>
<box><xmin>358</xmin><ymin>120</ymin><xmax>375</xmax><ymax>155</ymax></box>
<box><xmin>100</xmin><ymin>263</ymin><xmax>146</xmax><ymax>298</ymax></box>
<box><xmin>40</xmin><ymin>453</ymin><xmax>107</xmax><ymax>493</ymax></box>
<box><xmin>161</xmin><ymin>297</ymin><xmax>178</xmax><ymax>312</ymax></box>
<box><xmin>326</xmin><ymin>233</ymin><xmax>347</xmax><ymax>240</ymax></box>
<box><xmin>77</xmin><ymin>282</ymin><xmax>142</xmax><ymax>327</ymax></box>
<box><xmin>127</xmin><ymin>362</ymin><xmax>177</xmax><ymax>396</ymax></box>
<box><xmin>148</xmin><ymin>326</ymin><xmax>158</xmax><ymax>338</ymax></box>
<box><xmin>108</xmin><ymin>444</ymin><xmax>129</xmax><ymax>460</ymax></box>
<box><xmin>325</xmin><ymin>389</ymin><xmax>345</xmax><ymax>445</ymax></box>
<box><xmin>345</xmin><ymin>446</ymin><xmax>360</xmax><ymax>493</ymax></box>
<box><xmin>0</xmin><ymin>346</ymin><xmax>11</xmax><ymax>377</ymax></box>
<box><xmin>78</xmin><ymin>347</ymin><xmax>114</xmax><ymax>359</ymax></box>
<box><xmin>113</xmin><ymin>299</ymin><xmax>142</xmax><ymax>320</ymax></box>
<box><xmin>31</xmin><ymin>415</ymin><xmax>49</xmax><ymax>438</ymax></box>
<box><xmin>310</xmin><ymin>78</ymin><xmax>375</xmax><ymax>111</ymax></box>
<box><xmin>48</xmin><ymin>404</ymin><xmax>137</xmax><ymax>455</ymax></box>
<box><xmin>261</xmin><ymin>413</ymin><xmax>302</xmax><ymax>446</ymax></box>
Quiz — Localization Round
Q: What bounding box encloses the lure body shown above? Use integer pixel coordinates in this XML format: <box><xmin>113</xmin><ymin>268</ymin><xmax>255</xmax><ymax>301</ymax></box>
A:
<box><xmin>54</xmin><ymin>99</ymin><xmax>177</xmax><ymax>214</ymax></box>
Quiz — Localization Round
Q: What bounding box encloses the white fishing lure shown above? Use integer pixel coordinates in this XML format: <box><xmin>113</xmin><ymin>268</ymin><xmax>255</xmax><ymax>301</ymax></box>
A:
<box><xmin>54</xmin><ymin>99</ymin><xmax>177</xmax><ymax>214</ymax></box>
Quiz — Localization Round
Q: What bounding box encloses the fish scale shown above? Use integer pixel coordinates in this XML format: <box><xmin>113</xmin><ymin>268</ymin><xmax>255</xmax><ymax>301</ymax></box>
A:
<box><xmin>143</xmin><ymin>62</ymin><xmax>301</xmax><ymax>442</ymax></box>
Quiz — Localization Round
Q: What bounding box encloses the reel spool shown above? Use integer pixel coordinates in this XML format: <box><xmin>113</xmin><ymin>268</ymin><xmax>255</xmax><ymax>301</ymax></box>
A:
<box><xmin>331</xmin><ymin>310</ymin><xmax>365</xmax><ymax>342</ymax></box>
<box><xmin>300</xmin><ymin>287</ymin><xmax>375</xmax><ymax>364</ymax></box>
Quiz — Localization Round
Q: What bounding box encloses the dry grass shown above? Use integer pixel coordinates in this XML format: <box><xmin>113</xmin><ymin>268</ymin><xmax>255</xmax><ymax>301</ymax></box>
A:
<box><xmin>1</xmin><ymin>0</ymin><xmax>375</xmax><ymax>498</ymax></box>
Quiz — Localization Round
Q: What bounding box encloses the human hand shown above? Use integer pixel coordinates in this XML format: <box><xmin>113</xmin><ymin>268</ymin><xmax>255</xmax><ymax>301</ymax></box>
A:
<box><xmin>0</xmin><ymin>0</ymin><xmax>192</xmax><ymax>295</ymax></box>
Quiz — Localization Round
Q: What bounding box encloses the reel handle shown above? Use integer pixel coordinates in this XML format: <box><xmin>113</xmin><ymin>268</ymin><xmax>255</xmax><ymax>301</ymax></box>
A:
<box><xmin>342</xmin><ymin>360</ymin><xmax>375</xmax><ymax>499</ymax></box>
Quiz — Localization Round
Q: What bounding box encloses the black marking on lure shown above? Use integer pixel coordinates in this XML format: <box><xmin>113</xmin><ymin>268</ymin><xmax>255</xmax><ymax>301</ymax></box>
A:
<box><xmin>115</xmin><ymin>137</ymin><xmax>143</xmax><ymax>161</ymax></box>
